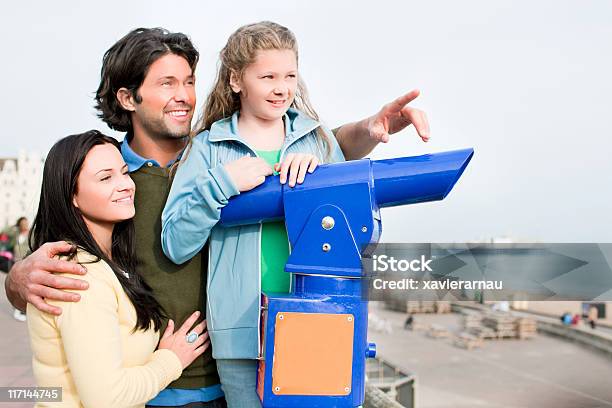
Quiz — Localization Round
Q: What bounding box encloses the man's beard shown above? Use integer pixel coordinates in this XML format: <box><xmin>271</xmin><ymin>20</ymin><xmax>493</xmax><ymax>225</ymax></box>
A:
<box><xmin>139</xmin><ymin>114</ymin><xmax>191</xmax><ymax>140</ymax></box>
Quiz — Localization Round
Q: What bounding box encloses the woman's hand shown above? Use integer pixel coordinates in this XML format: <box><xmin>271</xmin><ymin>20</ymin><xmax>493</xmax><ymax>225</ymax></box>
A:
<box><xmin>275</xmin><ymin>153</ymin><xmax>319</xmax><ymax>187</ymax></box>
<box><xmin>158</xmin><ymin>311</ymin><xmax>209</xmax><ymax>369</ymax></box>
<box><xmin>224</xmin><ymin>156</ymin><xmax>274</xmax><ymax>192</ymax></box>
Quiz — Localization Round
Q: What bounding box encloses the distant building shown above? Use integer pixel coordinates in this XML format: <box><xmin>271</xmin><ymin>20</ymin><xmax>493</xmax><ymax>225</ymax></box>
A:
<box><xmin>0</xmin><ymin>151</ymin><xmax>44</xmax><ymax>229</ymax></box>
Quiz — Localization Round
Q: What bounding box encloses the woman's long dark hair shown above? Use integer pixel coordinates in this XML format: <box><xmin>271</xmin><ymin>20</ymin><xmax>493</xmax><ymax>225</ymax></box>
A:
<box><xmin>30</xmin><ymin>130</ymin><xmax>165</xmax><ymax>332</ymax></box>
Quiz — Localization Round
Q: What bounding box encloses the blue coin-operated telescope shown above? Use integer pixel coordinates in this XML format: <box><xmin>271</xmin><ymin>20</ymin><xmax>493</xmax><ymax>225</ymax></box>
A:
<box><xmin>220</xmin><ymin>149</ymin><xmax>474</xmax><ymax>408</ymax></box>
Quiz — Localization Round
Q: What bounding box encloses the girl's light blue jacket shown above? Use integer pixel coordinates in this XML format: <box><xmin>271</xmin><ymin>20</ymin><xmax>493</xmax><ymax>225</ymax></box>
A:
<box><xmin>161</xmin><ymin>108</ymin><xmax>345</xmax><ymax>359</ymax></box>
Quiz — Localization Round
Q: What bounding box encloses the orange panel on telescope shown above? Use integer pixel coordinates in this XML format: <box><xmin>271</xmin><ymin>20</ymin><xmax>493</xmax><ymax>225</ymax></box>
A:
<box><xmin>272</xmin><ymin>312</ymin><xmax>354</xmax><ymax>395</ymax></box>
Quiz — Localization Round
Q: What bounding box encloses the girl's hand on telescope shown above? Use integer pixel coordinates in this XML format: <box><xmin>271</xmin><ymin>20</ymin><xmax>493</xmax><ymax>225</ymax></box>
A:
<box><xmin>225</xmin><ymin>156</ymin><xmax>274</xmax><ymax>192</ymax></box>
<box><xmin>275</xmin><ymin>153</ymin><xmax>319</xmax><ymax>187</ymax></box>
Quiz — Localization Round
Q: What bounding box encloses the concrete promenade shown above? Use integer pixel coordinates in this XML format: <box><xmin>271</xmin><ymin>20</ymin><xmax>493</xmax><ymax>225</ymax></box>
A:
<box><xmin>4</xmin><ymin>271</ymin><xmax>612</xmax><ymax>408</ymax></box>
<box><xmin>0</xmin><ymin>272</ymin><xmax>35</xmax><ymax>408</ymax></box>
<box><xmin>368</xmin><ymin>304</ymin><xmax>612</xmax><ymax>408</ymax></box>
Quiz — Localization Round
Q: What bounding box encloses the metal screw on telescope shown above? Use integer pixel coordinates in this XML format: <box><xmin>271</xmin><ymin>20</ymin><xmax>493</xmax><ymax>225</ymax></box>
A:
<box><xmin>321</xmin><ymin>216</ymin><xmax>335</xmax><ymax>230</ymax></box>
<box><xmin>322</xmin><ymin>243</ymin><xmax>331</xmax><ymax>252</ymax></box>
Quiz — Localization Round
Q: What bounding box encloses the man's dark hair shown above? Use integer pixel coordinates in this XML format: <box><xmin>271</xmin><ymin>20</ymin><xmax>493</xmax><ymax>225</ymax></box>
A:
<box><xmin>95</xmin><ymin>28</ymin><xmax>199</xmax><ymax>132</ymax></box>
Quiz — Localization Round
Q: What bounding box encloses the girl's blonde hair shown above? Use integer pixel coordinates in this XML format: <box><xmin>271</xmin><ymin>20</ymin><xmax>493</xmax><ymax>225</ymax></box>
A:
<box><xmin>193</xmin><ymin>21</ymin><xmax>331</xmax><ymax>157</ymax></box>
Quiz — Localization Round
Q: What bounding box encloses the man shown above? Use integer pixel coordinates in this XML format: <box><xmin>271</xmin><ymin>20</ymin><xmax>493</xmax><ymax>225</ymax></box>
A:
<box><xmin>5</xmin><ymin>27</ymin><xmax>429</xmax><ymax>407</ymax></box>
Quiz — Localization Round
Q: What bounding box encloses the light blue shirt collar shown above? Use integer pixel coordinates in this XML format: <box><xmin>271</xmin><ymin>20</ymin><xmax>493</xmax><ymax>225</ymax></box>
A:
<box><xmin>121</xmin><ymin>135</ymin><xmax>181</xmax><ymax>172</ymax></box>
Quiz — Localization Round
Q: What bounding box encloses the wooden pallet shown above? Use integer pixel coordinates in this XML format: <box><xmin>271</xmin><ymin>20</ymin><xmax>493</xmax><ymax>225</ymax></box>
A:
<box><xmin>420</xmin><ymin>301</ymin><xmax>436</xmax><ymax>313</ymax></box>
<box><xmin>469</xmin><ymin>326</ymin><xmax>498</xmax><ymax>340</ymax></box>
<box><xmin>517</xmin><ymin>331</ymin><xmax>536</xmax><ymax>340</ymax></box>
<box><xmin>516</xmin><ymin>317</ymin><xmax>537</xmax><ymax>339</ymax></box>
<box><xmin>454</xmin><ymin>332</ymin><xmax>484</xmax><ymax>350</ymax></box>
<box><xmin>463</xmin><ymin>313</ymin><xmax>482</xmax><ymax>329</ymax></box>
<box><xmin>496</xmin><ymin>329</ymin><xmax>518</xmax><ymax>339</ymax></box>
<box><xmin>435</xmin><ymin>301</ymin><xmax>452</xmax><ymax>314</ymax></box>
<box><xmin>406</xmin><ymin>301</ymin><xmax>421</xmax><ymax>313</ymax></box>
<box><xmin>483</xmin><ymin>314</ymin><xmax>516</xmax><ymax>332</ymax></box>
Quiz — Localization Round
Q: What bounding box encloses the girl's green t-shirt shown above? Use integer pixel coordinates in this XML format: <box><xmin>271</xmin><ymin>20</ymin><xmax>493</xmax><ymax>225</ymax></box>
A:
<box><xmin>256</xmin><ymin>149</ymin><xmax>291</xmax><ymax>294</ymax></box>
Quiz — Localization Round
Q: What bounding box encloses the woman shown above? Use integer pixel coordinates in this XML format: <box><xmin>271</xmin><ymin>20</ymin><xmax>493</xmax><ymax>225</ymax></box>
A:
<box><xmin>12</xmin><ymin>217</ymin><xmax>30</xmax><ymax>261</ymax></box>
<box><xmin>27</xmin><ymin>130</ymin><xmax>209</xmax><ymax>407</ymax></box>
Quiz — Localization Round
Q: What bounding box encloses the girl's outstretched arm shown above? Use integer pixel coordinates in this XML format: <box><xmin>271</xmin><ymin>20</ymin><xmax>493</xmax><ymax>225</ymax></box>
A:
<box><xmin>334</xmin><ymin>89</ymin><xmax>430</xmax><ymax>160</ymax></box>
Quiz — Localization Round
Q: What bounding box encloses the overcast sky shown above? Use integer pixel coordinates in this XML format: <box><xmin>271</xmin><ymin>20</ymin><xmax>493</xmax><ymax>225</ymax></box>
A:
<box><xmin>1</xmin><ymin>0</ymin><xmax>610</xmax><ymax>242</ymax></box>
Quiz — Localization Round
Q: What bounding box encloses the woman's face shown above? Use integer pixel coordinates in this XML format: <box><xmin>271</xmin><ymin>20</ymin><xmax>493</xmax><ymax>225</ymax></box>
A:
<box><xmin>73</xmin><ymin>143</ymin><xmax>135</xmax><ymax>225</ymax></box>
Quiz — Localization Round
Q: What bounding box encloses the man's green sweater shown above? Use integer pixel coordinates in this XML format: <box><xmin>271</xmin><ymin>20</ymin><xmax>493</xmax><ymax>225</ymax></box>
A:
<box><xmin>131</xmin><ymin>165</ymin><xmax>219</xmax><ymax>389</ymax></box>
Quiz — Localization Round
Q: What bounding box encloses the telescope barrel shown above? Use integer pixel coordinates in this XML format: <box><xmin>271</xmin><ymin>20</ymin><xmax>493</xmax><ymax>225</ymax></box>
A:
<box><xmin>219</xmin><ymin>173</ymin><xmax>284</xmax><ymax>226</ymax></box>
<box><xmin>373</xmin><ymin>148</ymin><xmax>474</xmax><ymax>207</ymax></box>
<box><xmin>219</xmin><ymin>148</ymin><xmax>473</xmax><ymax>226</ymax></box>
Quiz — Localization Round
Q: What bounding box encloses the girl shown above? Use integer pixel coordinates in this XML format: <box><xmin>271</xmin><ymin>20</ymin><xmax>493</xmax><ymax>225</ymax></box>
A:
<box><xmin>161</xmin><ymin>21</ymin><xmax>345</xmax><ymax>406</ymax></box>
<box><xmin>27</xmin><ymin>130</ymin><xmax>209</xmax><ymax>407</ymax></box>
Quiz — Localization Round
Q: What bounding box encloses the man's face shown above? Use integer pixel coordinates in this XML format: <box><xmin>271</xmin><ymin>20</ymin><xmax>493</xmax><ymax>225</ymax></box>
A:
<box><xmin>132</xmin><ymin>53</ymin><xmax>196</xmax><ymax>140</ymax></box>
